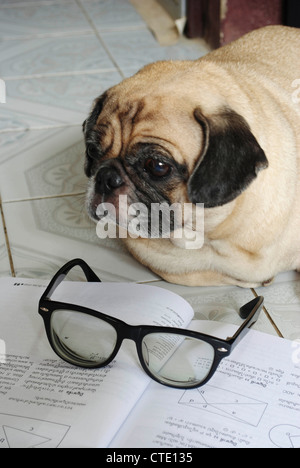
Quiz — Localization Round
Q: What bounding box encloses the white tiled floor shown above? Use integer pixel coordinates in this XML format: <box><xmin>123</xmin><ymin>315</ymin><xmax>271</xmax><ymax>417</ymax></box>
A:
<box><xmin>0</xmin><ymin>0</ymin><xmax>299</xmax><ymax>341</ymax></box>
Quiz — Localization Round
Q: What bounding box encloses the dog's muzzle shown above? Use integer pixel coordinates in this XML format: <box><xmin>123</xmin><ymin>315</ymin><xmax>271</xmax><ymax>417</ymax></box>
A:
<box><xmin>95</xmin><ymin>165</ymin><xmax>124</xmax><ymax>195</ymax></box>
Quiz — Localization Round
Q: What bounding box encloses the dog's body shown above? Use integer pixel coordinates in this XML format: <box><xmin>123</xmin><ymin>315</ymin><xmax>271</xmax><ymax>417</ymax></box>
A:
<box><xmin>84</xmin><ymin>26</ymin><xmax>300</xmax><ymax>287</ymax></box>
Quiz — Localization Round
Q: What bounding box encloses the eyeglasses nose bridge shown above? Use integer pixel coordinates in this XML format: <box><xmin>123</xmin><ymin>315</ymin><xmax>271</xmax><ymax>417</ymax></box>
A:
<box><xmin>118</xmin><ymin>322</ymin><xmax>141</xmax><ymax>343</ymax></box>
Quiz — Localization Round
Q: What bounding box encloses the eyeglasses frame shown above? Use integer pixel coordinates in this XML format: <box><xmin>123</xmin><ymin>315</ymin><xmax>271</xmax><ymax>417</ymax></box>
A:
<box><xmin>38</xmin><ymin>258</ymin><xmax>264</xmax><ymax>390</ymax></box>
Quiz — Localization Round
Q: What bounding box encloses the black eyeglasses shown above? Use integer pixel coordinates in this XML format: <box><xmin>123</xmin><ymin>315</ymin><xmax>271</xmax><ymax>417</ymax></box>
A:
<box><xmin>38</xmin><ymin>259</ymin><xmax>264</xmax><ymax>390</ymax></box>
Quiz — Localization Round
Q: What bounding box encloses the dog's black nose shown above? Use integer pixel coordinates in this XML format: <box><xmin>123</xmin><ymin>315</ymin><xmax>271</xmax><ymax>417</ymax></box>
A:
<box><xmin>95</xmin><ymin>166</ymin><xmax>124</xmax><ymax>194</ymax></box>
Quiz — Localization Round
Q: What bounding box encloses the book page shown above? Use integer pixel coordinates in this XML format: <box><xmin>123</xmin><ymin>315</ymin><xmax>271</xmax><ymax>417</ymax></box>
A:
<box><xmin>0</xmin><ymin>278</ymin><xmax>193</xmax><ymax>448</ymax></box>
<box><xmin>110</xmin><ymin>322</ymin><xmax>300</xmax><ymax>448</ymax></box>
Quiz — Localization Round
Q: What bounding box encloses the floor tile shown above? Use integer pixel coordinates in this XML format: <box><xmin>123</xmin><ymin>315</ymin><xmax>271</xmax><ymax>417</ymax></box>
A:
<box><xmin>0</xmin><ymin>0</ymin><xmax>70</xmax><ymax>5</ymax></box>
<box><xmin>1</xmin><ymin>71</ymin><xmax>122</xmax><ymax>131</ymax></box>
<box><xmin>0</xmin><ymin>126</ymin><xmax>86</xmax><ymax>201</ymax></box>
<box><xmin>0</xmin><ymin>35</ymin><xmax>114</xmax><ymax>79</ymax></box>
<box><xmin>81</xmin><ymin>0</ymin><xmax>146</xmax><ymax>32</ymax></box>
<box><xmin>153</xmin><ymin>281</ymin><xmax>278</xmax><ymax>336</ymax></box>
<box><xmin>0</xmin><ymin>1</ymin><xmax>92</xmax><ymax>40</ymax></box>
<box><xmin>1</xmin><ymin>196</ymin><xmax>159</xmax><ymax>282</ymax></box>
<box><xmin>254</xmin><ymin>271</ymin><xmax>300</xmax><ymax>341</ymax></box>
<box><xmin>101</xmin><ymin>29</ymin><xmax>210</xmax><ymax>76</ymax></box>
<box><xmin>0</xmin><ymin>105</ymin><xmax>60</xmax><ymax>132</ymax></box>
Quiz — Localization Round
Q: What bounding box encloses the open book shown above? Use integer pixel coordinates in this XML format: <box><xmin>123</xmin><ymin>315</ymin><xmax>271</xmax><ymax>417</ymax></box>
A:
<box><xmin>0</xmin><ymin>277</ymin><xmax>299</xmax><ymax>448</ymax></box>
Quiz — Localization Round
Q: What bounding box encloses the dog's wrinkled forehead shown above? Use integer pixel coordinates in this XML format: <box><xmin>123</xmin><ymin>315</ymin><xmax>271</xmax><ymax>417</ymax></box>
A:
<box><xmin>84</xmin><ymin>91</ymin><xmax>159</xmax><ymax>161</ymax></box>
<box><xmin>83</xmin><ymin>87</ymin><xmax>202</xmax><ymax>174</ymax></box>
<box><xmin>100</xmin><ymin>97</ymin><xmax>156</xmax><ymax>158</ymax></box>
<box><xmin>83</xmin><ymin>90</ymin><xmax>172</xmax><ymax>177</ymax></box>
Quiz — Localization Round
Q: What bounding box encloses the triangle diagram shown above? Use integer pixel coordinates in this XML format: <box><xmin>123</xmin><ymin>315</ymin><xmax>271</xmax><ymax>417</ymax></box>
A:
<box><xmin>290</xmin><ymin>434</ymin><xmax>300</xmax><ymax>449</ymax></box>
<box><xmin>3</xmin><ymin>426</ymin><xmax>51</xmax><ymax>448</ymax></box>
<box><xmin>209</xmin><ymin>402</ymin><xmax>266</xmax><ymax>425</ymax></box>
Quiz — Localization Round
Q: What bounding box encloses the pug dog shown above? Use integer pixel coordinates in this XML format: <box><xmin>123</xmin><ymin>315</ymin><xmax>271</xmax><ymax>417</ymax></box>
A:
<box><xmin>83</xmin><ymin>25</ymin><xmax>300</xmax><ymax>287</ymax></box>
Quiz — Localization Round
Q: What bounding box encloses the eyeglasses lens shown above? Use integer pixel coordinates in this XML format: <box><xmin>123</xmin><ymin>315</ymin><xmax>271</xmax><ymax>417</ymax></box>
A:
<box><xmin>50</xmin><ymin>311</ymin><xmax>216</xmax><ymax>388</ymax></box>
<box><xmin>50</xmin><ymin>310</ymin><xmax>117</xmax><ymax>367</ymax></box>
<box><xmin>142</xmin><ymin>333</ymin><xmax>215</xmax><ymax>388</ymax></box>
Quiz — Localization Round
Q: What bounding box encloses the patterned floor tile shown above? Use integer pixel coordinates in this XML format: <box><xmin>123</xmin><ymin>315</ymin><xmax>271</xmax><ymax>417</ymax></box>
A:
<box><xmin>0</xmin><ymin>1</ymin><xmax>92</xmax><ymax>40</ymax></box>
<box><xmin>80</xmin><ymin>0</ymin><xmax>146</xmax><ymax>32</ymax></box>
<box><xmin>254</xmin><ymin>271</ymin><xmax>300</xmax><ymax>341</ymax></box>
<box><xmin>101</xmin><ymin>29</ymin><xmax>210</xmax><ymax>76</ymax></box>
<box><xmin>0</xmin><ymin>0</ymin><xmax>70</xmax><ymax>4</ymax></box>
<box><xmin>1</xmin><ymin>71</ymin><xmax>122</xmax><ymax>131</ymax></box>
<box><xmin>0</xmin><ymin>105</ymin><xmax>63</xmax><ymax>132</ymax></box>
<box><xmin>0</xmin><ymin>126</ymin><xmax>86</xmax><ymax>201</ymax></box>
<box><xmin>1</xmin><ymin>196</ymin><xmax>159</xmax><ymax>281</ymax></box>
<box><xmin>0</xmin><ymin>35</ymin><xmax>115</xmax><ymax>79</ymax></box>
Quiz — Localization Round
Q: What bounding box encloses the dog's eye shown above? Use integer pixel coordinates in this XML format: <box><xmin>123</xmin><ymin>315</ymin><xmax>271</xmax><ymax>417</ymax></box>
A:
<box><xmin>144</xmin><ymin>158</ymin><xmax>171</xmax><ymax>178</ymax></box>
<box><xmin>86</xmin><ymin>144</ymin><xmax>99</xmax><ymax>161</ymax></box>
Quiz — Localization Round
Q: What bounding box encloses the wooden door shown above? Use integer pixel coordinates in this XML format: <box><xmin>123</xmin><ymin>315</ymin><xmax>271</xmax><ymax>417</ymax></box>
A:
<box><xmin>185</xmin><ymin>0</ymin><xmax>298</xmax><ymax>49</ymax></box>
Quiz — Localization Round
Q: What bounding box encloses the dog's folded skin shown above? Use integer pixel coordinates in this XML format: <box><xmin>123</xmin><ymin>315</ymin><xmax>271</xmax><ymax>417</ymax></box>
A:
<box><xmin>84</xmin><ymin>26</ymin><xmax>300</xmax><ymax>287</ymax></box>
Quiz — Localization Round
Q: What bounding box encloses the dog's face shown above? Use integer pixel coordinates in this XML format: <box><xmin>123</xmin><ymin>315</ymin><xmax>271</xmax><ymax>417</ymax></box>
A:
<box><xmin>83</xmin><ymin>63</ymin><xmax>268</xmax><ymax>235</ymax></box>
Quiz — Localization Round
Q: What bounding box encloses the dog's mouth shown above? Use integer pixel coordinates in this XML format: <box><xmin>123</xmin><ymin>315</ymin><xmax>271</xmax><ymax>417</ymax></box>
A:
<box><xmin>86</xmin><ymin>158</ymin><xmax>147</xmax><ymax>228</ymax></box>
<box><xmin>86</xmin><ymin>159</ymin><xmax>178</xmax><ymax>238</ymax></box>
<box><xmin>86</xmin><ymin>177</ymin><xmax>134</xmax><ymax>223</ymax></box>
<box><xmin>85</xmin><ymin>149</ymin><xmax>202</xmax><ymax>243</ymax></box>
<box><xmin>86</xmin><ymin>160</ymin><xmax>204</xmax><ymax>248</ymax></box>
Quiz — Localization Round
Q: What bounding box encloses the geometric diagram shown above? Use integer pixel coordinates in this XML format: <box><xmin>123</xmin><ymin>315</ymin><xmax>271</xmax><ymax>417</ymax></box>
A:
<box><xmin>0</xmin><ymin>414</ymin><xmax>70</xmax><ymax>448</ymax></box>
<box><xmin>269</xmin><ymin>425</ymin><xmax>300</xmax><ymax>449</ymax></box>
<box><xmin>178</xmin><ymin>385</ymin><xmax>268</xmax><ymax>427</ymax></box>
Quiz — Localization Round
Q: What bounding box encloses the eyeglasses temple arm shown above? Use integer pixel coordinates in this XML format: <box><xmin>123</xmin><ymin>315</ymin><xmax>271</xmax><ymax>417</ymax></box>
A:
<box><xmin>41</xmin><ymin>258</ymin><xmax>101</xmax><ymax>301</ymax></box>
<box><xmin>226</xmin><ymin>296</ymin><xmax>264</xmax><ymax>351</ymax></box>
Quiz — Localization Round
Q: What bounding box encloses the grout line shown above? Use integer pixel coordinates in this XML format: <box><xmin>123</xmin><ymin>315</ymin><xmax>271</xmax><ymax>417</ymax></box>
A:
<box><xmin>251</xmin><ymin>288</ymin><xmax>284</xmax><ymax>337</ymax></box>
<box><xmin>3</xmin><ymin>68</ymin><xmax>118</xmax><ymax>81</ymax></box>
<box><xmin>0</xmin><ymin>197</ymin><xmax>16</xmax><ymax>277</ymax></box>
<box><xmin>0</xmin><ymin>27</ymin><xmax>147</xmax><ymax>44</ymax></box>
<box><xmin>76</xmin><ymin>0</ymin><xmax>126</xmax><ymax>79</ymax></box>
<box><xmin>136</xmin><ymin>278</ymin><xmax>162</xmax><ymax>284</ymax></box>
<box><xmin>262</xmin><ymin>306</ymin><xmax>284</xmax><ymax>338</ymax></box>
<box><xmin>0</xmin><ymin>123</ymin><xmax>82</xmax><ymax>135</ymax></box>
<box><xmin>2</xmin><ymin>192</ymin><xmax>86</xmax><ymax>204</ymax></box>
<box><xmin>0</xmin><ymin>0</ymin><xmax>74</xmax><ymax>8</ymax></box>
<box><xmin>0</xmin><ymin>29</ymin><xmax>94</xmax><ymax>41</ymax></box>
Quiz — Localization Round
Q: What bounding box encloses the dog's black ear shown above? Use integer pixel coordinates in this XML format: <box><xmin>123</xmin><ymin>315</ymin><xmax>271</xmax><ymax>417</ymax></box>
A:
<box><xmin>188</xmin><ymin>107</ymin><xmax>268</xmax><ymax>208</ymax></box>
<box><xmin>83</xmin><ymin>92</ymin><xmax>109</xmax><ymax>177</ymax></box>
<box><xmin>84</xmin><ymin>92</ymin><xmax>108</xmax><ymax>134</ymax></box>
